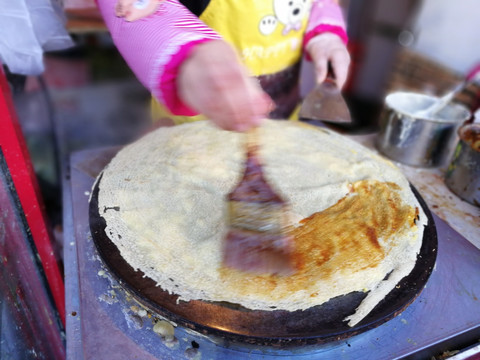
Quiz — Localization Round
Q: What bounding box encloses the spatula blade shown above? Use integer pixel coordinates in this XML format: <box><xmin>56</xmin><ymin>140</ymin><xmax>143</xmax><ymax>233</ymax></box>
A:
<box><xmin>222</xmin><ymin>129</ymin><xmax>295</xmax><ymax>276</ymax></box>
<box><xmin>223</xmin><ymin>227</ymin><xmax>294</xmax><ymax>276</ymax></box>
<box><xmin>299</xmin><ymin>81</ymin><xmax>352</xmax><ymax>124</ymax></box>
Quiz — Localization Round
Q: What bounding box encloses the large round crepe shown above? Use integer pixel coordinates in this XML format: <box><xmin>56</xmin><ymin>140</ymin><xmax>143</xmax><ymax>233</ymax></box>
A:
<box><xmin>96</xmin><ymin>120</ymin><xmax>427</xmax><ymax>327</ymax></box>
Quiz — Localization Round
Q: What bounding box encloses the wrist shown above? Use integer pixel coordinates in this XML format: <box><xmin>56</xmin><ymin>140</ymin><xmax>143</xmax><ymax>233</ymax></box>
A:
<box><xmin>304</xmin><ymin>24</ymin><xmax>348</xmax><ymax>48</ymax></box>
<box><xmin>160</xmin><ymin>38</ymin><xmax>217</xmax><ymax>116</ymax></box>
<box><xmin>304</xmin><ymin>28</ymin><xmax>348</xmax><ymax>62</ymax></box>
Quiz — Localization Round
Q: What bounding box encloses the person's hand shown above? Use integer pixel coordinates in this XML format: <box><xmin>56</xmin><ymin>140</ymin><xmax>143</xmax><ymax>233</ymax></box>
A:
<box><xmin>306</xmin><ymin>33</ymin><xmax>351</xmax><ymax>89</ymax></box>
<box><xmin>115</xmin><ymin>0</ymin><xmax>161</xmax><ymax>22</ymax></box>
<box><xmin>177</xmin><ymin>40</ymin><xmax>273</xmax><ymax>132</ymax></box>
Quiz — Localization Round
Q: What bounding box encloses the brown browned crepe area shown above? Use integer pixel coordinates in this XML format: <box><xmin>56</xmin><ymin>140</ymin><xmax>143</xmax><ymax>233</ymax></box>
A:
<box><xmin>220</xmin><ymin>180</ymin><xmax>418</xmax><ymax>297</ymax></box>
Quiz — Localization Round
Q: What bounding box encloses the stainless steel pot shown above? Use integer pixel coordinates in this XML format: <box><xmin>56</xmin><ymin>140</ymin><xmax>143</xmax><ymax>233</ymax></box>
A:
<box><xmin>445</xmin><ymin>123</ymin><xmax>480</xmax><ymax>207</ymax></box>
<box><xmin>376</xmin><ymin>92</ymin><xmax>471</xmax><ymax>167</ymax></box>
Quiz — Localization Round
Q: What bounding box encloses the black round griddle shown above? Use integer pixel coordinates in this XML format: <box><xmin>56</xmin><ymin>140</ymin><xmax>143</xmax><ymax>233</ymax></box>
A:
<box><xmin>89</xmin><ymin>176</ymin><xmax>437</xmax><ymax>347</ymax></box>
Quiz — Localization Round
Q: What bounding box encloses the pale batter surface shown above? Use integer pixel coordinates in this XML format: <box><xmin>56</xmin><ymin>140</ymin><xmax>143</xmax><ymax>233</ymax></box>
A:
<box><xmin>96</xmin><ymin>120</ymin><xmax>427</xmax><ymax>326</ymax></box>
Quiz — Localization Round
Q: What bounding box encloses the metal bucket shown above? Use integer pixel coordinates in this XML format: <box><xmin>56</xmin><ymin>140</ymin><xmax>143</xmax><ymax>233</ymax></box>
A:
<box><xmin>445</xmin><ymin>123</ymin><xmax>480</xmax><ymax>207</ymax></box>
<box><xmin>376</xmin><ymin>92</ymin><xmax>471</xmax><ymax>167</ymax></box>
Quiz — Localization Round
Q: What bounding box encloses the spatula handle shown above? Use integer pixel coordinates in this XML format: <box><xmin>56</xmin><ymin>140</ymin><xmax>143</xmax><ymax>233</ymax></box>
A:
<box><xmin>325</xmin><ymin>62</ymin><xmax>337</xmax><ymax>86</ymax></box>
<box><xmin>246</xmin><ymin>126</ymin><xmax>260</xmax><ymax>154</ymax></box>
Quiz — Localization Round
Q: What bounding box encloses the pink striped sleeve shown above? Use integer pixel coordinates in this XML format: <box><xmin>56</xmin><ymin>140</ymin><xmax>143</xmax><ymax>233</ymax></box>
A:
<box><xmin>95</xmin><ymin>0</ymin><xmax>221</xmax><ymax>115</ymax></box>
<box><xmin>304</xmin><ymin>0</ymin><xmax>348</xmax><ymax>49</ymax></box>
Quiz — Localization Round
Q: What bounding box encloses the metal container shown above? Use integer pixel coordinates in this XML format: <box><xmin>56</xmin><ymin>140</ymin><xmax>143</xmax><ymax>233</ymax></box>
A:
<box><xmin>445</xmin><ymin>123</ymin><xmax>480</xmax><ymax>207</ymax></box>
<box><xmin>376</xmin><ymin>92</ymin><xmax>471</xmax><ymax>167</ymax></box>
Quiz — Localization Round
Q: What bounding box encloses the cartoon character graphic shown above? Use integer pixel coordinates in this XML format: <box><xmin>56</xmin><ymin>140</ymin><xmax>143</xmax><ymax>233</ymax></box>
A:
<box><xmin>259</xmin><ymin>0</ymin><xmax>311</xmax><ymax>36</ymax></box>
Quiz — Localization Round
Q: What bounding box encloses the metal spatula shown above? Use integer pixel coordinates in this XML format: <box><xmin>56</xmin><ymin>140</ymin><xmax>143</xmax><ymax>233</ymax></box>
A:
<box><xmin>299</xmin><ymin>69</ymin><xmax>352</xmax><ymax>124</ymax></box>
<box><xmin>222</xmin><ymin>128</ymin><xmax>295</xmax><ymax>275</ymax></box>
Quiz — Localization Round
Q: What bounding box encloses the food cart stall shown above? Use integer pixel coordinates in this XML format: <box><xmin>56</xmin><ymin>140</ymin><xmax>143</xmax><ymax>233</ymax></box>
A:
<box><xmin>1</xmin><ymin>1</ymin><xmax>480</xmax><ymax>359</ymax></box>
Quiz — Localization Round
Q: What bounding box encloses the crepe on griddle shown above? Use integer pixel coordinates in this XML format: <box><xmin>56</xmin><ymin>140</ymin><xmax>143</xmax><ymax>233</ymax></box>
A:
<box><xmin>96</xmin><ymin>120</ymin><xmax>427</xmax><ymax>327</ymax></box>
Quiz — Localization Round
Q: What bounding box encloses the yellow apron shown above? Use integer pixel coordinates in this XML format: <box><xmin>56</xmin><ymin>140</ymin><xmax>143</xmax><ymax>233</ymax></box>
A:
<box><xmin>152</xmin><ymin>0</ymin><xmax>312</xmax><ymax>123</ymax></box>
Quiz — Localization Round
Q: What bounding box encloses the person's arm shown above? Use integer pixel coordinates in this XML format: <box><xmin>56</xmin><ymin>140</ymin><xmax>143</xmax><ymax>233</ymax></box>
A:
<box><xmin>304</xmin><ymin>0</ymin><xmax>350</xmax><ymax>88</ymax></box>
<box><xmin>96</xmin><ymin>0</ymin><xmax>220</xmax><ymax>116</ymax></box>
<box><xmin>97</xmin><ymin>0</ymin><xmax>271</xmax><ymax>130</ymax></box>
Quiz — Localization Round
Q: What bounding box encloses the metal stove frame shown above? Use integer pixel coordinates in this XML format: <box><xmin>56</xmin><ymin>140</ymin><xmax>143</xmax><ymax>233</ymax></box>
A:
<box><xmin>65</xmin><ymin>147</ymin><xmax>480</xmax><ymax>360</ymax></box>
